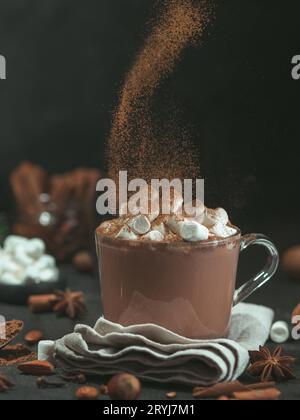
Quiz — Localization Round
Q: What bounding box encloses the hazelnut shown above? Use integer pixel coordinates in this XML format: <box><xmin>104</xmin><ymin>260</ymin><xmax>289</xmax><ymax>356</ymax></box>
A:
<box><xmin>107</xmin><ymin>373</ymin><xmax>141</xmax><ymax>400</ymax></box>
<box><xmin>73</xmin><ymin>251</ymin><xmax>94</xmax><ymax>273</ymax></box>
<box><xmin>75</xmin><ymin>386</ymin><xmax>99</xmax><ymax>400</ymax></box>
<box><xmin>282</xmin><ymin>246</ymin><xmax>300</xmax><ymax>280</ymax></box>
<box><xmin>166</xmin><ymin>391</ymin><xmax>177</xmax><ymax>399</ymax></box>
<box><xmin>24</xmin><ymin>330</ymin><xmax>44</xmax><ymax>345</ymax></box>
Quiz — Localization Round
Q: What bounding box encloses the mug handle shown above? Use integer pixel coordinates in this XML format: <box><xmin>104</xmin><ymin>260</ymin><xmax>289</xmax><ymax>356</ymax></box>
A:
<box><xmin>233</xmin><ymin>234</ymin><xmax>279</xmax><ymax>306</ymax></box>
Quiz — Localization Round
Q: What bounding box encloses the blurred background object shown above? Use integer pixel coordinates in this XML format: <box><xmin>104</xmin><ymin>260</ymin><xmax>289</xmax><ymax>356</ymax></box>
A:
<box><xmin>11</xmin><ymin>162</ymin><xmax>101</xmax><ymax>261</ymax></box>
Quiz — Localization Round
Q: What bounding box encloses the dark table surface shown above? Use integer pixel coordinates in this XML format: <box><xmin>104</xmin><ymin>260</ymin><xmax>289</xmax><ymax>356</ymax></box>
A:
<box><xmin>0</xmin><ymin>219</ymin><xmax>300</xmax><ymax>401</ymax></box>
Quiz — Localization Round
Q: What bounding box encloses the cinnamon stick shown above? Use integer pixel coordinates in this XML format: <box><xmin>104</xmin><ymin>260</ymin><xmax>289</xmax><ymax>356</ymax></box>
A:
<box><xmin>193</xmin><ymin>381</ymin><xmax>276</xmax><ymax>399</ymax></box>
<box><xmin>193</xmin><ymin>381</ymin><xmax>246</xmax><ymax>399</ymax></box>
<box><xmin>233</xmin><ymin>388</ymin><xmax>281</xmax><ymax>401</ymax></box>
<box><xmin>245</xmin><ymin>382</ymin><xmax>276</xmax><ymax>391</ymax></box>
<box><xmin>28</xmin><ymin>294</ymin><xmax>58</xmax><ymax>313</ymax></box>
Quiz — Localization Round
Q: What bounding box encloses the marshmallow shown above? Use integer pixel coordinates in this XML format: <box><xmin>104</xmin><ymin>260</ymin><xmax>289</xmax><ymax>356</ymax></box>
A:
<box><xmin>0</xmin><ymin>257</ymin><xmax>21</xmax><ymax>275</ymax></box>
<box><xmin>116</xmin><ymin>226</ymin><xmax>138</xmax><ymax>240</ymax></box>
<box><xmin>202</xmin><ymin>209</ymin><xmax>217</xmax><ymax>228</ymax></box>
<box><xmin>127</xmin><ymin>215</ymin><xmax>151</xmax><ymax>235</ymax></box>
<box><xmin>0</xmin><ymin>235</ymin><xmax>59</xmax><ymax>286</ymax></box>
<box><xmin>25</xmin><ymin>256</ymin><xmax>56</xmax><ymax>282</ymax></box>
<box><xmin>39</xmin><ymin>268</ymin><xmax>59</xmax><ymax>283</ymax></box>
<box><xmin>184</xmin><ymin>200</ymin><xmax>205</xmax><ymax>222</ymax></box>
<box><xmin>3</xmin><ymin>236</ymin><xmax>28</xmax><ymax>253</ymax></box>
<box><xmin>1</xmin><ymin>272</ymin><xmax>22</xmax><ymax>285</ymax></box>
<box><xmin>179</xmin><ymin>221</ymin><xmax>209</xmax><ymax>242</ymax></box>
<box><xmin>34</xmin><ymin>255</ymin><xmax>56</xmax><ymax>271</ymax></box>
<box><xmin>143</xmin><ymin>230</ymin><xmax>165</xmax><ymax>242</ymax></box>
<box><xmin>270</xmin><ymin>321</ymin><xmax>290</xmax><ymax>344</ymax></box>
<box><xmin>167</xmin><ymin>217</ymin><xmax>209</xmax><ymax>241</ymax></box>
<box><xmin>210</xmin><ymin>222</ymin><xmax>237</xmax><ymax>239</ymax></box>
<box><xmin>120</xmin><ymin>206</ymin><xmax>159</xmax><ymax>222</ymax></box>
<box><xmin>14</xmin><ymin>245</ymin><xmax>34</xmax><ymax>267</ymax></box>
<box><xmin>38</xmin><ymin>340</ymin><xmax>56</xmax><ymax>363</ymax></box>
<box><xmin>152</xmin><ymin>222</ymin><xmax>166</xmax><ymax>236</ymax></box>
<box><xmin>24</xmin><ymin>239</ymin><xmax>45</xmax><ymax>260</ymax></box>
<box><xmin>166</xmin><ymin>215</ymin><xmax>185</xmax><ymax>235</ymax></box>
<box><xmin>215</xmin><ymin>208</ymin><xmax>229</xmax><ymax>225</ymax></box>
<box><xmin>203</xmin><ymin>208</ymin><xmax>230</xmax><ymax>229</ymax></box>
<box><xmin>25</xmin><ymin>266</ymin><xmax>42</xmax><ymax>282</ymax></box>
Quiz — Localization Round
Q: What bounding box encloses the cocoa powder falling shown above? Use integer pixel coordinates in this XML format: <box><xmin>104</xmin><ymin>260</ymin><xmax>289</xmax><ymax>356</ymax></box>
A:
<box><xmin>108</xmin><ymin>0</ymin><xmax>214</xmax><ymax>184</ymax></box>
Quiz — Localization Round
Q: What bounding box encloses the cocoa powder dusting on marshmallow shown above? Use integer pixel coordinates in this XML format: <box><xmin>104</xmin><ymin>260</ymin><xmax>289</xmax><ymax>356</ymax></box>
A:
<box><xmin>108</xmin><ymin>0</ymin><xmax>214</xmax><ymax>185</ymax></box>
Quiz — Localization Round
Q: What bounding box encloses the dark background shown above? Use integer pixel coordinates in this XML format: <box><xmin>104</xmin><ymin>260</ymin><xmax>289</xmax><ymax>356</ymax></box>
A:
<box><xmin>1</xmin><ymin>1</ymin><xmax>300</xmax><ymax>401</ymax></box>
<box><xmin>0</xmin><ymin>0</ymin><xmax>300</xmax><ymax>227</ymax></box>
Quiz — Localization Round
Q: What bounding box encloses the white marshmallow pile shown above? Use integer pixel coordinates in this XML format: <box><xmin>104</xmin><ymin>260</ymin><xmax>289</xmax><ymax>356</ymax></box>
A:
<box><xmin>0</xmin><ymin>236</ymin><xmax>59</xmax><ymax>286</ymax></box>
<box><xmin>106</xmin><ymin>201</ymin><xmax>238</xmax><ymax>243</ymax></box>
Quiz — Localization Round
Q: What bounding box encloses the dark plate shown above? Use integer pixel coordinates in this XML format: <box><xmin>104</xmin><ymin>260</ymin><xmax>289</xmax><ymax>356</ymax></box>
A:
<box><xmin>0</xmin><ymin>276</ymin><xmax>66</xmax><ymax>305</ymax></box>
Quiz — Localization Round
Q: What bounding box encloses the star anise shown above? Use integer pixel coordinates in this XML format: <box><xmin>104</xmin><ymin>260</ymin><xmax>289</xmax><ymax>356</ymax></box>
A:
<box><xmin>53</xmin><ymin>290</ymin><xmax>86</xmax><ymax>319</ymax></box>
<box><xmin>0</xmin><ymin>374</ymin><xmax>15</xmax><ymax>392</ymax></box>
<box><xmin>248</xmin><ymin>346</ymin><xmax>296</xmax><ymax>383</ymax></box>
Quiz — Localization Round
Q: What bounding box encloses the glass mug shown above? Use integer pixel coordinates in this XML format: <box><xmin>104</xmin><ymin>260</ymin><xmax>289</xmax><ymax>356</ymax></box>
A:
<box><xmin>96</xmin><ymin>229</ymin><xmax>279</xmax><ymax>339</ymax></box>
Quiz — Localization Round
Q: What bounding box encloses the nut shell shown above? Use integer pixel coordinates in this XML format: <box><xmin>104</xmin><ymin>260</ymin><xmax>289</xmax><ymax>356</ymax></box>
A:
<box><xmin>73</xmin><ymin>251</ymin><xmax>94</xmax><ymax>273</ymax></box>
<box><xmin>107</xmin><ymin>373</ymin><xmax>141</xmax><ymax>400</ymax></box>
<box><xmin>282</xmin><ymin>246</ymin><xmax>300</xmax><ymax>280</ymax></box>
<box><xmin>25</xmin><ymin>330</ymin><xmax>44</xmax><ymax>345</ymax></box>
<box><xmin>75</xmin><ymin>386</ymin><xmax>99</xmax><ymax>400</ymax></box>
<box><xmin>18</xmin><ymin>360</ymin><xmax>54</xmax><ymax>376</ymax></box>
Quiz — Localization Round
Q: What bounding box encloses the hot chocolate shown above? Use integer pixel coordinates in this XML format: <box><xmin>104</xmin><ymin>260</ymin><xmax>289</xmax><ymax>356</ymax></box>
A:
<box><xmin>96</xmin><ymin>201</ymin><xmax>241</xmax><ymax>339</ymax></box>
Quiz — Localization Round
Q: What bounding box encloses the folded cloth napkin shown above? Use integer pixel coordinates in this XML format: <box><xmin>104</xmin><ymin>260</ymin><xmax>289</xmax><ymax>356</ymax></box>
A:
<box><xmin>39</xmin><ymin>303</ymin><xmax>274</xmax><ymax>386</ymax></box>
